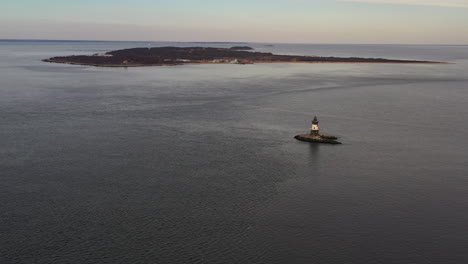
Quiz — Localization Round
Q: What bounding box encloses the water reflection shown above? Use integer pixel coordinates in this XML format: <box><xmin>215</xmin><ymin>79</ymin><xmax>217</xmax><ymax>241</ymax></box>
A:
<box><xmin>307</xmin><ymin>142</ymin><xmax>321</xmax><ymax>166</ymax></box>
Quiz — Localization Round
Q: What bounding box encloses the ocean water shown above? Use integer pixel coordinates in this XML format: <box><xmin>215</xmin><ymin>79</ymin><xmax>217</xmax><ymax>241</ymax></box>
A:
<box><xmin>1</xmin><ymin>40</ymin><xmax>467</xmax><ymax>264</ymax></box>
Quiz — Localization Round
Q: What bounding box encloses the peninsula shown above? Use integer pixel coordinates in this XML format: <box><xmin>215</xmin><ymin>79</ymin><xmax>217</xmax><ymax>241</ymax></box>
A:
<box><xmin>43</xmin><ymin>46</ymin><xmax>448</xmax><ymax>67</ymax></box>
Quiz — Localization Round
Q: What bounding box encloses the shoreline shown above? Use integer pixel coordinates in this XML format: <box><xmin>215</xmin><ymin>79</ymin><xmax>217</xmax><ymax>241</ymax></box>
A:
<box><xmin>43</xmin><ymin>59</ymin><xmax>452</xmax><ymax>67</ymax></box>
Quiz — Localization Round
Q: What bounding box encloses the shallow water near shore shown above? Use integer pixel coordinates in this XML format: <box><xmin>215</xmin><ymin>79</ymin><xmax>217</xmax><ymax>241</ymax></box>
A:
<box><xmin>1</xmin><ymin>41</ymin><xmax>468</xmax><ymax>263</ymax></box>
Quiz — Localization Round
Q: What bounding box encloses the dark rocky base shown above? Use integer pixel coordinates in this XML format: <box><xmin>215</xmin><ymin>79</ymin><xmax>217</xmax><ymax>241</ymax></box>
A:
<box><xmin>294</xmin><ymin>134</ymin><xmax>342</xmax><ymax>144</ymax></box>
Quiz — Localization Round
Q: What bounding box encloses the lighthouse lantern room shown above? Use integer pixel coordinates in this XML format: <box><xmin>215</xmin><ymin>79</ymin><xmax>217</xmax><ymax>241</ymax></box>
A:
<box><xmin>310</xmin><ymin>116</ymin><xmax>320</xmax><ymax>136</ymax></box>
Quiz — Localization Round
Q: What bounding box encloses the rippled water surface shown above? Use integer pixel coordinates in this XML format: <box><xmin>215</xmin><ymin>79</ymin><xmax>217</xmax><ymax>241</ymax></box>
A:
<box><xmin>1</xmin><ymin>41</ymin><xmax>468</xmax><ymax>263</ymax></box>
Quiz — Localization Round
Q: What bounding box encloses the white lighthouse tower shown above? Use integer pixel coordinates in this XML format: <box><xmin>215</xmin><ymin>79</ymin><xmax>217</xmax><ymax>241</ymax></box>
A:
<box><xmin>310</xmin><ymin>116</ymin><xmax>320</xmax><ymax>136</ymax></box>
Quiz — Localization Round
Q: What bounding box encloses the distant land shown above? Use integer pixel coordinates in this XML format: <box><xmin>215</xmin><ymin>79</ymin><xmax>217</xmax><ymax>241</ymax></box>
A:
<box><xmin>0</xmin><ymin>39</ymin><xmax>249</xmax><ymax>44</ymax></box>
<box><xmin>230</xmin><ymin>46</ymin><xmax>254</xmax><ymax>50</ymax></box>
<box><xmin>43</xmin><ymin>46</ymin><xmax>449</xmax><ymax>67</ymax></box>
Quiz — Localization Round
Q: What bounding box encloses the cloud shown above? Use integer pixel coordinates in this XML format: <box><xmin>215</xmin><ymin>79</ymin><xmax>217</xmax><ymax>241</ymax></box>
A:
<box><xmin>339</xmin><ymin>0</ymin><xmax>468</xmax><ymax>8</ymax></box>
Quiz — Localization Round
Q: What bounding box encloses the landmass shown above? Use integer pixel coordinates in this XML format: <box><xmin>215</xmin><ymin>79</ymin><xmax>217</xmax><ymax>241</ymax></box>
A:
<box><xmin>230</xmin><ymin>46</ymin><xmax>254</xmax><ymax>50</ymax></box>
<box><xmin>43</xmin><ymin>46</ymin><xmax>449</xmax><ymax>67</ymax></box>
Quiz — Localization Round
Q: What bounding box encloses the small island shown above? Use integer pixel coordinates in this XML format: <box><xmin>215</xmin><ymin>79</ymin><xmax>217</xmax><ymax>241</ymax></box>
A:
<box><xmin>295</xmin><ymin>117</ymin><xmax>342</xmax><ymax>144</ymax></box>
<box><xmin>229</xmin><ymin>46</ymin><xmax>254</xmax><ymax>50</ymax></box>
<box><xmin>43</xmin><ymin>46</ymin><xmax>448</xmax><ymax>67</ymax></box>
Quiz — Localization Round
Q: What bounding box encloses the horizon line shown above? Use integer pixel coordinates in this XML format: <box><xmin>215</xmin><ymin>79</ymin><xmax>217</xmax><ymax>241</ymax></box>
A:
<box><xmin>0</xmin><ymin>38</ymin><xmax>467</xmax><ymax>46</ymax></box>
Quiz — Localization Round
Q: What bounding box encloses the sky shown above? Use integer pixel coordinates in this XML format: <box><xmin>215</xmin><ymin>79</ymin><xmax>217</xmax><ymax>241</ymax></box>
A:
<box><xmin>1</xmin><ymin>0</ymin><xmax>467</xmax><ymax>44</ymax></box>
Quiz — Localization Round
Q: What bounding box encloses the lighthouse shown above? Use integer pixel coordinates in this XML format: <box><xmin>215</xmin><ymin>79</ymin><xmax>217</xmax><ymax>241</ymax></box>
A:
<box><xmin>310</xmin><ymin>116</ymin><xmax>320</xmax><ymax>136</ymax></box>
<box><xmin>295</xmin><ymin>116</ymin><xmax>341</xmax><ymax>144</ymax></box>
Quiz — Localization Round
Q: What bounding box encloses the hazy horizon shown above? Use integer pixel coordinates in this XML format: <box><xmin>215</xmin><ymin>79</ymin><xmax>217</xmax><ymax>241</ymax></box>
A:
<box><xmin>2</xmin><ymin>0</ymin><xmax>468</xmax><ymax>45</ymax></box>
<box><xmin>1</xmin><ymin>38</ymin><xmax>468</xmax><ymax>46</ymax></box>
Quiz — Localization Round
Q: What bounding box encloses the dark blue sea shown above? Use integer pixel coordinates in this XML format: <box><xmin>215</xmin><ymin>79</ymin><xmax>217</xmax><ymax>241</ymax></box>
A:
<box><xmin>1</xmin><ymin>40</ymin><xmax>468</xmax><ymax>263</ymax></box>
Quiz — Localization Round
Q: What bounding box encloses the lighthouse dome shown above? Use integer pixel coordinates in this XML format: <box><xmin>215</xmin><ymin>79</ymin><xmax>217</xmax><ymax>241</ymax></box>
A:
<box><xmin>312</xmin><ymin>116</ymin><xmax>319</xmax><ymax>124</ymax></box>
